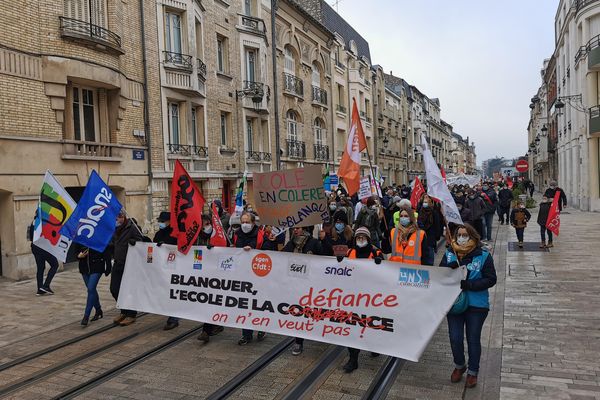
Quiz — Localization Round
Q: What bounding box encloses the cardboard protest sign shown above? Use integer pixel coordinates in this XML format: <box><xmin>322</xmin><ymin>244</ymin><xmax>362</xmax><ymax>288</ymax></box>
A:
<box><xmin>358</xmin><ymin>176</ymin><xmax>372</xmax><ymax>200</ymax></box>
<box><xmin>253</xmin><ymin>166</ymin><xmax>328</xmax><ymax>230</ymax></box>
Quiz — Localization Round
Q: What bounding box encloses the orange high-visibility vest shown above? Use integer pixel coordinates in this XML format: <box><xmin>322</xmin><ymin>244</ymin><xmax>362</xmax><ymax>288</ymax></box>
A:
<box><xmin>389</xmin><ymin>228</ymin><xmax>424</xmax><ymax>264</ymax></box>
<box><xmin>346</xmin><ymin>247</ymin><xmax>383</xmax><ymax>259</ymax></box>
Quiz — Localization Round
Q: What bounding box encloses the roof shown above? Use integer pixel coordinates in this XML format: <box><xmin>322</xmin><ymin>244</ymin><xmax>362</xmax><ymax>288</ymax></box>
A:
<box><xmin>287</xmin><ymin>0</ymin><xmax>334</xmax><ymax>37</ymax></box>
<box><xmin>319</xmin><ymin>1</ymin><xmax>371</xmax><ymax>61</ymax></box>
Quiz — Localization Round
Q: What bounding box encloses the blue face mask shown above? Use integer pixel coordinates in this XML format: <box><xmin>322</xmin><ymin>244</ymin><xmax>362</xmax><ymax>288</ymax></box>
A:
<box><xmin>399</xmin><ymin>217</ymin><xmax>410</xmax><ymax>227</ymax></box>
<box><xmin>422</xmin><ymin>203</ymin><xmax>429</xmax><ymax>208</ymax></box>
<box><xmin>158</xmin><ymin>222</ymin><xmax>167</xmax><ymax>230</ymax></box>
<box><xmin>335</xmin><ymin>223</ymin><xmax>345</xmax><ymax>232</ymax></box>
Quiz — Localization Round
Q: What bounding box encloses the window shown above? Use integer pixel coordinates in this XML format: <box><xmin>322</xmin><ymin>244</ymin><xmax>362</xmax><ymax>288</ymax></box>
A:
<box><xmin>287</xmin><ymin>110</ymin><xmax>298</xmax><ymax>141</ymax></box>
<box><xmin>246</xmin><ymin>118</ymin><xmax>253</xmax><ymax>151</ymax></box>
<box><xmin>217</xmin><ymin>35</ymin><xmax>229</xmax><ymax>73</ymax></box>
<box><xmin>312</xmin><ymin>63</ymin><xmax>320</xmax><ymax>88</ymax></box>
<box><xmin>284</xmin><ymin>47</ymin><xmax>295</xmax><ymax>74</ymax></box>
<box><xmin>64</xmin><ymin>0</ymin><xmax>106</xmax><ymax>27</ymax></box>
<box><xmin>168</xmin><ymin>102</ymin><xmax>180</xmax><ymax>145</ymax></box>
<box><xmin>165</xmin><ymin>12</ymin><xmax>182</xmax><ymax>54</ymax></box>
<box><xmin>244</xmin><ymin>0</ymin><xmax>253</xmax><ymax>16</ymax></box>
<box><xmin>220</xmin><ymin>112</ymin><xmax>227</xmax><ymax>146</ymax></box>
<box><xmin>314</xmin><ymin>118</ymin><xmax>325</xmax><ymax>145</ymax></box>
<box><xmin>365</xmin><ymin>99</ymin><xmax>371</xmax><ymax>118</ymax></box>
<box><xmin>245</xmin><ymin>48</ymin><xmax>256</xmax><ymax>82</ymax></box>
<box><xmin>195</xmin><ymin>20</ymin><xmax>203</xmax><ymax>59</ymax></box>
<box><xmin>191</xmin><ymin>107</ymin><xmax>198</xmax><ymax>148</ymax></box>
<box><xmin>72</xmin><ymin>86</ymin><xmax>98</xmax><ymax>142</ymax></box>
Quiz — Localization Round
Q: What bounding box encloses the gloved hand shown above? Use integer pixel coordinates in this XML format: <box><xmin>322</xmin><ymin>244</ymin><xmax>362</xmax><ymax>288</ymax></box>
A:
<box><xmin>128</xmin><ymin>239</ymin><xmax>137</xmax><ymax>246</ymax></box>
<box><xmin>336</xmin><ymin>255</ymin><xmax>344</xmax><ymax>263</ymax></box>
<box><xmin>460</xmin><ymin>280</ymin><xmax>470</xmax><ymax>290</ymax></box>
<box><xmin>156</xmin><ymin>241</ymin><xmax>164</xmax><ymax>247</ymax></box>
<box><xmin>206</xmin><ymin>243</ymin><xmax>213</xmax><ymax>250</ymax></box>
<box><xmin>374</xmin><ymin>256</ymin><xmax>382</xmax><ymax>265</ymax></box>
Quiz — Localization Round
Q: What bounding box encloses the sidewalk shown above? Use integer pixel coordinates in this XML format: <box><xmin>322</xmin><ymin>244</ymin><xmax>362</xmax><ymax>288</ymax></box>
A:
<box><xmin>500</xmin><ymin>201</ymin><xmax>600</xmax><ymax>400</ymax></box>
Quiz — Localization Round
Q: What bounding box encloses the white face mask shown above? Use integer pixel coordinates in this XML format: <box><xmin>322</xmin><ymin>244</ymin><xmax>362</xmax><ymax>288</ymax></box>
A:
<box><xmin>456</xmin><ymin>236</ymin><xmax>470</xmax><ymax>246</ymax></box>
<box><xmin>356</xmin><ymin>239</ymin><xmax>368</xmax><ymax>248</ymax></box>
<box><xmin>203</xmin><ymin>225</ymin><xmax>213</xmax><ymax>235</ymax></box>
<box><xmin>241</xmin><ymin>223</ymin><xmax>253</xmax><ymax>233</ymax></box>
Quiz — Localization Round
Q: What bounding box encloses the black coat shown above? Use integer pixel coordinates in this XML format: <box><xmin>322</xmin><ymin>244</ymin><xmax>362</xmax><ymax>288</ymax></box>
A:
<box><xmin>282</xmin><ymin>235</ymin><xmax>323</xmax><ymax>255</ymax></box>
<box><xmin>153</xmin><ymin>226</ymin><xmax>177</xmax><ymax>245</ymax></box>
<box><xmin>543</xmin><ymin>187</ymin><xmax>567</xmax><ymax>211</ymax></box>
<box><xmin>75</xmin><ymin>244</ymin><xmax>111</xmax><ymax>275</ymax></box>
<box><xmin>498</xmin><ymin>188</ymin><xmax>514</xmax><ymax>208</ymax></box>
<box><xmin>110</xmin><ymin>219</ymin><xmax>143</xmax><ymax>266</ymax></box>
<box><xmin>537</xmin><ymin>202</ymin><xmax>551</xmax><ymax>226</ymax></box>
<box><xmin>234</xmin><ymin>225</ymin><xmax>263</xmax><ymax>249</ymax></box>
<box><xmin>481</xmin><ymin>189</ymin><xmax>498</xmax><ymax>214</ymax></box>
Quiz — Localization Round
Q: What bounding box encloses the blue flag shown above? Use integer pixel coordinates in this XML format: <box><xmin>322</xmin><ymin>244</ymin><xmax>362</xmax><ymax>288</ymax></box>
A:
<box><xmin>60</xmin><ymin>170</ymin><xmax>122</xmax><ymax>252</ymax></box>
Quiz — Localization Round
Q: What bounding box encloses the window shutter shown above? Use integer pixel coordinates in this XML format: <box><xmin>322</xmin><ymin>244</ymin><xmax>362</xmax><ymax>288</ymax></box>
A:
<box><xmin>64</xmin><ymin>0</ymin><xmax>89</xmax><ymax>22</ymax></box>
<box><xmin>90</xmin><ymin>0</ymin><xmax>107</xmax><ymax>27</ymax></box>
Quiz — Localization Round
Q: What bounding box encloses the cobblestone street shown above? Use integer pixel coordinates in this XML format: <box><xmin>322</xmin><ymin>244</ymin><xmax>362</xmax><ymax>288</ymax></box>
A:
<box><xmin>1</xmin><ymin>202</ymin><xmax>599</xmax><ymax>399</ymax></box>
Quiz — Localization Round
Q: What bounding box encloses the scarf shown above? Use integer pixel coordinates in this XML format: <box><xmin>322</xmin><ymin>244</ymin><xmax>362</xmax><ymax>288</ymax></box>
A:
<box><xmin>396</xmin><ymin>223</ymin><xmax>417</xmax><ymax>245</ymax></box>
<box><xmin>451</xmin><ymin>239</ymin><xmax>477</xmax><ymax>260</ymax></box>
<box><xmin>292</xmin><ymin>232</ymin><xmax>310</xmax><ymax>253</ymax></box>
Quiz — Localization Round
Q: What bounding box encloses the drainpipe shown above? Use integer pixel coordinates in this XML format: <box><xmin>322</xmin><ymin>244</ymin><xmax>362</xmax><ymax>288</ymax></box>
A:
<box><xmin>271</xmin><ymin>0</ymin><xmax>282</xmax><ymax>170</ymax></box>
<box><xmin>139</xmin><ymin>0</ymin><xmax>153</xmax><ymax>223</ymax></box>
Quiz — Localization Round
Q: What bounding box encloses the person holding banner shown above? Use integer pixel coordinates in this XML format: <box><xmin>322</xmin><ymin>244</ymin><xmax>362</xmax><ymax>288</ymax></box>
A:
<box><xmin>440</xmin><ymin>224</ymin><xmax>497</xmax><ymax>389</ymax></box>
<box><xmin>282</xmin><ymin>225</ymin><xmax>324</xmax><ymax>356</ymax></box>
<box><xmin>320</xmin><ymin>210</ymin><xmax>354</xmax><ymax>256</ymax></box>
<box><xmin>342</xmin><ymin>226</ymin><xmax>384</xmax><ymax>373</ymax></box>
<box><xmin>110</xmin><ymin>211</ymin><xmax>143</xmax><ymax>326</ymax></box>
<box><xmin>235</xmin><ymin>212</ymin><xmax>268</xmax><ymax>345</ymax></box>
<box><xmin>389</xmin><ymin>209</ymin><xmax>427</xmax><ymax>265</ymax></box>
<box><xmin>537</xmin><ymin>196</ymin><xmax>553</xmax><ymax>248</ymax></box>
<box><xmin>75</xmin><ymin>244</ymin><xmax>111</xmax><ymax>326</ymax></box>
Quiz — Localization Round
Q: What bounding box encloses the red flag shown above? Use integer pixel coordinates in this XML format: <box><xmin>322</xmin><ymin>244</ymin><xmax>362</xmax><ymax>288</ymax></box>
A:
<box><xmin>506</xmin><ymin>176</ymin><xmax>513</xmax><ymax>189</ymax></box>
<box><xmin>210</xmin><ymin>203</ymin><xmax>228</xmax><ymax>247</ymax></box>
<box><xmin>440</xmin><ymin>165</ymin><xmax>447</xmax><ymax>184</ymax></box>
<box><xmin>410</xmin><ymin>176</ymin><xmax>425</xmax><ymax>209</ymax></box>
<box><xmin>546</xmin><ymin>191</ymin><xmax>561</xmax><ymax>236</ymax></box>
<box><xmin>338</xmin><ymin>99</ymin><xmax>367</xmax><ymax>195</ymax></box>
<box><xmin>170</xmin><ymin>160</ymin><xmax>205</xmax><ymax>254</ymax></box>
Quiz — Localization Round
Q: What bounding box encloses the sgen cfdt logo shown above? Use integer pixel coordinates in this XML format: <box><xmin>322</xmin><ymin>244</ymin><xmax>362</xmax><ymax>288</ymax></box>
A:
<box><xmin>251</xmin><ymin>253</ymin><xmax>272</xmax><ymax>277</ymax></box>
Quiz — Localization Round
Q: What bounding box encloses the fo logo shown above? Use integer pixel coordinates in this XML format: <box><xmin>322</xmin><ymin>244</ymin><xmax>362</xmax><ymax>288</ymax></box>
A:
<box><xmin>398</xmin><ymin>268</ymin><xmax>430</xmax><ymax>288</ymax></box>
<box><xmin>251</xmin><ymin>253</ymin><xmax>272</xmax><ymax>277</ymax></box>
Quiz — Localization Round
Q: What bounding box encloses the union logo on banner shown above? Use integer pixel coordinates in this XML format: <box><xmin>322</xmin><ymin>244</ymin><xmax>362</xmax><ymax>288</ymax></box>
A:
<box><xmin>193</xmin><ymin>249</ymin><xmax>203</xmax><ymax>270</ymax></box>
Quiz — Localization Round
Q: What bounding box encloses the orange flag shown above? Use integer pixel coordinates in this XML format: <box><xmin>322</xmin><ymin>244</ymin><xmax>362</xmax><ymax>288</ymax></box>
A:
<box><xmin>338</xmin><ymin>99</ymin><xmax>367</xmax><ymax>195</ymax></box>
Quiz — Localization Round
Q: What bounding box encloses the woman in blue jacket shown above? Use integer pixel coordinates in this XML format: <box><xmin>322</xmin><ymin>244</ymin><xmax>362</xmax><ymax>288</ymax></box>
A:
<box><xmin>440</xmin><ymin>223</ymin><xmax>497</xmax><ymax>389</ymax></box>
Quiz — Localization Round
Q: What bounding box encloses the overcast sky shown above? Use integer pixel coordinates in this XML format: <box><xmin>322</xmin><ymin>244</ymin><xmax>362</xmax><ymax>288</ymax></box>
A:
<box><xmin>335</xmin><ymin>0</ymin><xmax>559</xmax><ymax>165</ymax></box>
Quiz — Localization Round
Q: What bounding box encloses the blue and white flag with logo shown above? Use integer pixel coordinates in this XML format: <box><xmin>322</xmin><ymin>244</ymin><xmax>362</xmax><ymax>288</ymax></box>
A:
<box><xmin>59</xmin><ymin>170</ymin><xmax>122</xmax><ymax>252</ymax></box>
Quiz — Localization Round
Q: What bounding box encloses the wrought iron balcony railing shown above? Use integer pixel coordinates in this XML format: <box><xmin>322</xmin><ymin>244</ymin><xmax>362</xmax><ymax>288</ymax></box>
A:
<box><xmin>240</xmin><ymin>15</ymin><xmax>266</xmax><ymax>34</ymax></box>
<box><xmin>286</xmin><ymin>139</ymin><xmax>306</xmax><ymax>159</ymax></box>
<box><xmin>314</xmin><ymin>144</ymin><xmax>329</xmax><ymax>161</ymax></box>
<box><xmin>312</xmin><ymin>86</ymin><xmax>327</xmax><ymax>106</ymax></box>
<box><xmin>575</xmin><ymin>0</ymin><xmax>600</xmax><ymax>14</ymax></box>
<box><xmin>59</xmin><ymin>16</ymin><xmax>122</xmax><ymax>51</ymax></box>
<box><xmin>336</xmin><ymin>104</ymin><xmax>347</xmax><ymax>114</ymax></box>
<box><xmin>283</xmin><ymin>72</ymin><xmax>303</xmax><ymax>97</ymax></box>
<box><xmin>167</xmin><ymin>143</ymin><xmax>208</xmax><ymax>157</ymax></box>
<box><xmin>246</xmin><ymin>151</ymin><xmax>272</xmax><ymax>162</ymax></box>
<box><xmin>164</xmin><ymin>51</ymin><xmax>193</xmax><ymax>70</ymax></box>
<box><xmin>197</xmin><ymin>58</ymin><xmax>207</xmax><ymax>78</ymax></box>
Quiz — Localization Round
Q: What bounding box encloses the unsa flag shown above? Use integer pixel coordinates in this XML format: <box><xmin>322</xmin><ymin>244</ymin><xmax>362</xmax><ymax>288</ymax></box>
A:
<box><xmin>546</xmin><ymin>191</ymin><xmax>561</xmax><ymax>236</ymax></box>
<box><xmin>170</xmin><ymin>160</ymin><xmax>205</xmax><ymax>254</ymax></box>
<box><xmin>337</xmin><ymin>98</ymin><xmax>367</xmax><ymax>196</ymax></box>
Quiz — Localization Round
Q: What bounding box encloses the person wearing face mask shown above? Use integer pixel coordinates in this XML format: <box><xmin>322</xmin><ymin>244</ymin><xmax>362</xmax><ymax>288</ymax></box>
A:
<box><xmin>510</xmin><ymin>202</ymin><xmax>531</xmax><ymax>248</ymax></box>
<box><xmin>417</xmin><ymin>194</ymin><xmax>442</xmax><ymax>266</ymax></box>
<box><xmin>152</xmin><ymin>212</ymin><xmax>180</xmax><ymax>330</ymax></box>
<box><xmin>464</xmin><ymin>189</ymin><xmax>485</xmax><ymax>239</ymax></box>
<box><xmin>234</xmin><ymin>212</ymin><xmax>267</xmax><ymax>345</ymax></box>
<box><xmin>341</xmin><ymin>227</ymin><xmax>383</xmax><ymax>373</ymax></box>
<box><xmin>537</xmin><ymin>196</ymin><xmax>553</xmax><ymax>248</ymax></box>
<box><xmin>328</xmin><ymin>200</ymin><xmax>338</xmax><ymax>222</ymax></box>
<box><xmin>479</xmin><ymin>182</ymin><xmax>498</xmax><ymax>242</ymax></box>
<box><xmin>320</xmin><ymin>210</ymin><xmax>354</xmax><ymax>256</ymax></box>
<box><xmin>389</xmin><ymin>209</ymin><xmax>427</xmax><ymax>264</ymax></box>
<box><xmin>109</xmin><ymin>211</ymin><xmax>143</xmax><ymax>326</ymax></box>
<box><xmin>440</xmin><ymin>224</ymin><xmax>497</xmax><ymax>389</ymax></box>
<box><xmin>227</xmin><ymin>215</ymin><xmax>242</xmax><ymax>243</ymax></box>
<box><xmin>543</xmin><ymin>180</ymin><xmax>567</xmax><ymax>211</ymax></box>
<box><xmin>354</xmin><ymin>197</ymin><xmax>383</xmax><ymax>248</ymax></box>
<box><xmin>497</xmin><ymin>183</ymin><xmax>513</xmax><ymax>225</ymax></box>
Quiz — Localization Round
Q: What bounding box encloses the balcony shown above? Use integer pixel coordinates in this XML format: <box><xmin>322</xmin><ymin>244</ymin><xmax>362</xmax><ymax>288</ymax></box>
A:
<box><xmin>246</xmin><ymin>151</ymin><xmax>272</xmax><ymax>162</ymax></box>
<box><xmin>197</xmin><ymin>58</ymin><xmax>207</xmax><ymax>79</ymax></box>
<box><xmin>365</xmin><ymin>116</ymin><xmax>372</xmax><ymax>124</ymax></box>
<box><xmin>283</xmin><ymin>72</ymin><xmax>303</xmax><ymax>98</ymax></box>
<box><xmin>286</xmin><ymin>140</ymin><xmax>306</xmax><ymax>159</ymax></box>
<box><xmin>314</xmin><ymin>144</ymin><xmax>329</xmax><ymax>161</ymax></box>
<box><xmin>61</xmin><ymin>140</ymin><xmax>123</xmax><ymax>162</ymax></box>
<box><xmin>312</xmin><ymin>86</ymin><xmax>328</xmax><ymax>107</ymax></box>
<box><xmin>164</xmin><ymin>51</ymin><xmax>193</xmax><ymax>70</ymax></box>
<box><xmin>587</xmin><ymin>35</ymin><xmax>600</xmax><ymax>70</ymax></box>
<box><xmin>590</xmin><ymin>105</ymin><xmax>600</xmax><ymax>136</ymax></box>
<box><xmin>336</xmin><ymin>104</ymin><xmax>347</xmax><ymax>114</ymax></box>
<box><xmin>59</xmin><ymin>17</ymin><xmax>123</xmax><ymax>55</ymax></box>
<box><xmin>575</xmin><ymin>0</ymin><xmax>600</xmax><ymax>15</ymax></box>
<box><xmin>238</xmin><ymin>14</ymin><xmax>267</xmax><ymax>36</ymax></box>
<box><xmin>167</xmin><ymin>143</ymin><xmax>208</xmax><ymax>158</ymax></box>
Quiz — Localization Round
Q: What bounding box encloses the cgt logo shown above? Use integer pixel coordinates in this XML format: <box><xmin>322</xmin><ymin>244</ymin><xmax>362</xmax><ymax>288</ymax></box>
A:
<box><xmin>399</xmin><ymin>268</ymin><xmax>430</xmax><ymax>288</ymax></box>
<box><xmin>324</xmin><ymin>265</ymin><xmax>354</xmax><ymax>277</ymax></box>
<box><xmin>251</xmin><ymin>253</ymin><xmax>272</xmax><ymax>277</ymax></box>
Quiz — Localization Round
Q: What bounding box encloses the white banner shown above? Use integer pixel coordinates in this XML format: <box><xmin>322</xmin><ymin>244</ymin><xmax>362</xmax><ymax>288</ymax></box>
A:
<box><xmin>358</xmin><ymin>176</ymin><xmax>372</xmax><ymax>200</ymax></box>
<box><xmin>118</xmin><ymin>245</ymin><xmax>463</xmax><ymax>362</ymax></box>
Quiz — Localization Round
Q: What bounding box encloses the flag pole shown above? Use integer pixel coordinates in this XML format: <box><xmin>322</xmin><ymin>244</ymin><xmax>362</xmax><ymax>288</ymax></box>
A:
<box><xmin>121</xmin><ymin>208</ymin><xmax>146</xmax><ymax>239</ymax></box>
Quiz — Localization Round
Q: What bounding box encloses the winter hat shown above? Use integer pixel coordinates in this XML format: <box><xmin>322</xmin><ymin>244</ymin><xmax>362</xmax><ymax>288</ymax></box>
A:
<box><xmin>229</xmin><ymin>215</ymin><xmax>241</xmax><ymax>226</ymax></box>
<box><xmin>355</xmin><ymin>227</ymin><xmax>371</xmax><ymax>239</ymax></box>
<box><xmin>332</xmin><ymin>209</ymin><xmax>348</xmax><ymax>223</ymax></box>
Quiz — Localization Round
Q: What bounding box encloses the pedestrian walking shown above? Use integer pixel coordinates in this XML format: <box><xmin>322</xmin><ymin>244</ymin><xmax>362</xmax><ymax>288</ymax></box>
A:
<box><xmin>110</xmin><ymin>211</ymin><xmax>143</xmax><ymax>326</ymax></box>
<box><xmin>497</xmin><ymin>183</ymin><xmax>513</xmax><ymax>225</ymax></box>
<box><xmin>389</xmin><ymin>209</ymin><xmax>427</xmax><ymax>265</ymax></box>
<box><xmin>465</xmin><ymin>189</ymin><xmax>485</xmax><ymax>238</ymax></box>
<box><xmin>543</xmin><ymin>181</ymin><xmax>567</xmax><ymax>211</ymax></box>
<box><xmin>480</xmin><ymin>182</ymin><xmax>498</xmax><ymax>242</ymax></box>
<box><xmin>342</xmin><ymin>227</ymin><xmax>383</xmax><ymax>373</ymax></box>
<box><xmin>528</xmin><ymin>181</ymin><xmax>535</xmax><ymax>197</ymax></box>
<box><xmin>28</xmin><ymin>212</ymin><xmax>60</xmax><ymax>296</ymax></box>
<box><xmin>510</xmin><ymin>201</ymin><xmax>531</xmax><ymax>248</ymax></box>
<box><xmin>75</xmin><ymin>244</ymin><xmax>111</xmax><ymax>326</ymax></box>
<box><xmin>537</xmin><ymin>196</ymin><xmax>553</xmax><ymax>248</ymax></box>
<box><xmin>417</xmin><ymin>194</ymin><xmax>442</xmax><ymax>266</ymax></box>
<box><xmin>440</xmin><ymin>224</ymin><xmax>497</xmax><ymax>389</ymax></box>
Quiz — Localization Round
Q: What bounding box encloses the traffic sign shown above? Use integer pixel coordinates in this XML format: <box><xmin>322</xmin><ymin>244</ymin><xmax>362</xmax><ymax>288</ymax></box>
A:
<box><xmin>515</xmin><ymin>160</ymin><xmax>529</xmax><ymax>172</ymax></box>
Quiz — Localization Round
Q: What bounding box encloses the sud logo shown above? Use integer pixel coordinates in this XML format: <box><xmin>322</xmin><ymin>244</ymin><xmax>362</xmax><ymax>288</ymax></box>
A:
<box><xmin>398</xmin><ymin>268</ymin><xmax>430</xmax><ymax>288</ymax></box>
<box><xmin>288</xmin><ymin>262</ymin><xmax>309</xmax><ymax>278</ymax></box>
<box><xmin>324</xmin><ymin>265</ymin><xmax>354</xmax><ymax>277</ymax></box>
